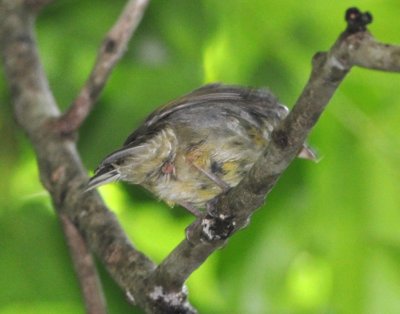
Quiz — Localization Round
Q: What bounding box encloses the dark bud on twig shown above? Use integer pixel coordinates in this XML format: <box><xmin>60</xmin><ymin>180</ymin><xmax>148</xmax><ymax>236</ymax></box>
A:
<box><xmin>345</xmin><ymin>7</ymin><xmax>373</xmax><ymax>33</ymax></box>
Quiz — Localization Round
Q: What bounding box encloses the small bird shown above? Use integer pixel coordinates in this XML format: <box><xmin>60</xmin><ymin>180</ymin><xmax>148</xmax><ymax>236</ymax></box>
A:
<box><xmin>87</xmin><ymin>84</ymin><xmax>315</xmax><ymax>216</ymax></box>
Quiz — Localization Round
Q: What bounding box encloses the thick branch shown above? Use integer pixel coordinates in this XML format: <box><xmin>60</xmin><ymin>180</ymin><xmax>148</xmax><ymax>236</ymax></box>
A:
<box><xmin>0</xmin><ymin>1</ymin><xmax>195</xmax><ymax>313</ymax></box>
<box><xmin>54</xmin><ymin>0</ymin><xmax>150</xmax><ymax>134</ymax></box>
<box><xmin>2</xmin><ymin>3</ymin><xmax>399</xmax><ymax>314</ymax></box>
<box><xmin>25</xmin><ymin>0</ymin><xmax>54</xmax><ymax>12</ymax></box>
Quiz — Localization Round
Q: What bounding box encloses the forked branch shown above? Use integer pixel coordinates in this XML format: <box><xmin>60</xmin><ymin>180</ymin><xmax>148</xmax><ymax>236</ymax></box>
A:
<box><xmin>54</xmin><ymin>0</ymin><xmax>150</xmax><ymax>134</ymax></box>
<box><xmin>1</xmin><ymin>2</ymin><xmax>399</xmax><ymax>314</ymax></box>
<box><xmin>149</xmin><ymin>8</ymin><xmax>400</xmax><ymax>295</ymax></box>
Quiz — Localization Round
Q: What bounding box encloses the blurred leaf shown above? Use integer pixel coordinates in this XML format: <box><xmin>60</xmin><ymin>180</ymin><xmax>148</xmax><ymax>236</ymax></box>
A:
<box><xmin>1</xmin><ymin>0</ymin><xmax>400</xmax><ymax>313</ymax></box>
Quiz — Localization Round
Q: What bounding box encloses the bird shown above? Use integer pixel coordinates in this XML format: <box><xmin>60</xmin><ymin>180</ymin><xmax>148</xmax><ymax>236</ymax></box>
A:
<box><xmin>86</xmin><ymin>83</ymin><xmax>315</xmax><ymax>217</ymax></box>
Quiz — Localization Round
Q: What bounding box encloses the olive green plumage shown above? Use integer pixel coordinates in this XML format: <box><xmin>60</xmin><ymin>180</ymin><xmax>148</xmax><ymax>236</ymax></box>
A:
<box><xmin>87</xmin><ymin>83</ymin><xmax>314</xmax><ymax>215</ymax></box>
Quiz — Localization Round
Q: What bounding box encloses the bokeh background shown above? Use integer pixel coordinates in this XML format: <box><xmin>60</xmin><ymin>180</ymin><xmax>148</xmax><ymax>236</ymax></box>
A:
<box><xmin>1</xmin><ymin>0</ymin><xmax>400</xmax><ymax>313</ymax></box>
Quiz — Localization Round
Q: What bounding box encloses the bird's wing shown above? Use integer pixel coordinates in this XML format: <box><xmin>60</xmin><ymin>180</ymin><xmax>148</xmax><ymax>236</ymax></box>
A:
<box><xmin>123</xmin><ymin>83</ymin><xmax>285</xmax><ymax>146</ymax></box>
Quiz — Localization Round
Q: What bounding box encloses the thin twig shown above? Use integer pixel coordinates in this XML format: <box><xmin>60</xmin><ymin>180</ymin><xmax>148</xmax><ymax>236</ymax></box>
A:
<box><xmin>55</xmin><ymin>0</ymin><xmax>150</xmax><ymax>134</ymax></box>
<box><xmin>2</xmin><ymin>3</ymin><xmax>399</xmax><ymax>314</ymax></box>
<box><xmin>0</xmin><ymin>1</ymin><xmax>109</xmax><ymax>312</ymax></box>
<box><xmin>0</xmin><ymin>0</ymin><xmax>196</xmax><ymax>312</ymax></box>
<box><xmin>60</xmin><ymin>213</ymin><xmax>107</xmax><ymax>314</ymax></box>
<box><xmin>0</xmin><ymin>1</ymin><xmax>181</xmax><ymax>313</ymax></box>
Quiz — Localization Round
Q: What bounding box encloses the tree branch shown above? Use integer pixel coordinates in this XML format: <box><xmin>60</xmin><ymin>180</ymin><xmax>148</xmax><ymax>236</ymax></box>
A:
<box><xmin>60</xmin><ymin>213</ymin><xmax>107</xmax><ymax>314</ymax></box>
<box><xmin>54</xmin><ymin>0</ymin><xmax>150</xmax><ymax>134</ymax></box>
<box><xmin>1</xmin><ymin>3</ymin><xmax>399</xmax><ymax>314</ymax></box>
<box><xmin>149</xmin><ymin>8</ymin><xmax>400</xmax><ymax>292</ymax></box>
<box><xmin>0</xmin><ymin>1</ymin><xmax>195</xmax><ymax>313</ymax></box>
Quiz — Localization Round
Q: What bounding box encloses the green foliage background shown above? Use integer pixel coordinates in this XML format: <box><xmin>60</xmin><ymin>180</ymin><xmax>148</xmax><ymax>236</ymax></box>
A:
<box><xmin>1</xmin><ymin>1</ymin><xmax>400</xmax><ymax>313</ymax></box>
